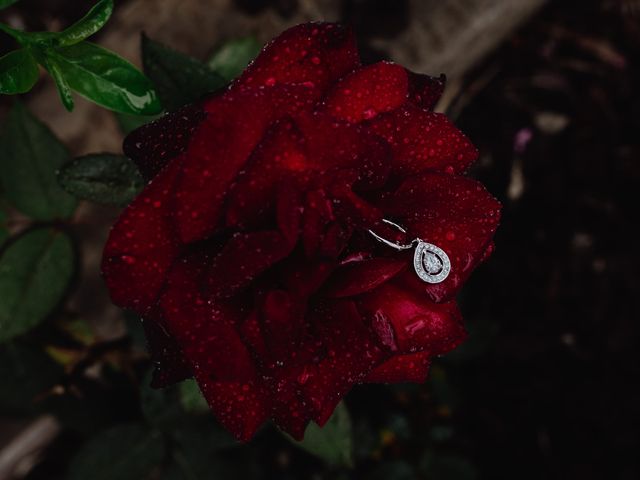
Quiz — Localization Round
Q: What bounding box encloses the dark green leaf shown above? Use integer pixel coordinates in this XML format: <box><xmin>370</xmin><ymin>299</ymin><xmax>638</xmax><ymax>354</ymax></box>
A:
<box><xmin>419</xmin><ymin>451</ymin><xmax>478</xmax><ymax>480</ymax></box>
<box><xmin>140</xmin><ymin>371</ymin><xmax>185</xmax><ymax>430</ymax></box>
<box><xmin>0</xmin><ymin>49</ymin><xmax>39</xmax><ymax>94</ymax></box>
<box><xmin>142</xmin><ymin>34</ymin><xmax>226</xmax><ymax>111</ymax></box>
<box><xmin>0</xmin><ymin>342</ymin><xmax>63</xmax><ymax>414</ymax></box>
<box><xmin>0</xmin><ymin>22</ymin><xmax>38</xmax><ymax>44</ymax></box>
<box><xmin>371</xmin><ymin>461</ymin><xmax>416</xmax><ymax>480</ymax></box>
<box><xmin>178</xmin><ymin>379</ymin><xmax>209</xmax><ymax>414</ymax></box>
<box><xmin>56</xmin><ymin>0</ymin><xmax>113</xmax><ymax>47</ymax></box>
<box><xmin>57</xmin><ymin>153</ymin><xmax>144</xmax><ymax>206</ymax></box>
<box><xmin>47</xmin><ymin>41</ymin><xmax>161</xmax><ymax>115</ymax></box>
<box><xmin>208</xmin><ymin>37</ymin><xmax>261</xmax><ymax>82</ymax></box>
<box><xmin>0</xmin><ymin>210</ymin><xmax>8</xmax><ymax>246</ymax></box>
<box><xmin>287</xmin><ymin>401</ymin><xmax>353</xmax><ymax>467</ymax></box>
<box><xmin>44</xmin><ymin>55</ymin><xmax>75</xmax><ymax>111</ymax></box>
<box><xmin>0</xmin><ymin>228</ymin><xmax>74</xmax><ymax>342</ymax></box>
<box><xmin>0</xmin><ymin>0</ymin><xmax>20</xmax><ymax>9</ymax></box>
<box><xmin>0</xmin><ymin>102</ymin><xmax>76</xmax><ymax>219</ymax></box>
<box><xmin>67</xmin><ymin>424</ymin><xmax>165</xmax><ymax>480</ymax></box>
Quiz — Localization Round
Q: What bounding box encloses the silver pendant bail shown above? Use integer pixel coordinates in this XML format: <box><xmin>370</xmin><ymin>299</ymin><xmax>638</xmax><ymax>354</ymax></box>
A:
<box><xmin>368</xmin><ymin>219</ymin><xmax>451</xmax><ymax>284</ymax></box>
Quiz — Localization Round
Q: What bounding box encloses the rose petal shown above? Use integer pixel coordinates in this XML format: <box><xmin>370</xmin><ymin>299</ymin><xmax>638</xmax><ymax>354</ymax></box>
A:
<box><xmin>368</xmin><ymin>104</ymin><xmax>478</xmax><ymax>176</ymax></box>
<box><xmin>141</xmin><ymin>309</ymin><xmax>192</xmax><ymax>388</ymax></box>
<box><xmin>407</xmin><ymin>71</ymin><xmax>445</xmax><ymax>111</ymax></box>
<box><xmin>357</xmin><ymin>282</ymin><xmax>466</xmax><ymax>354</ymax></box>
<box><xmin>207</xmin><ymin>183</ymin><xmax>303</xmax><ymax>298</ymax></box>
<box><xmin>365</xmin><ymin>351</ymin><xmax>431</xmax><ymax>383</ymax></box>
<box><xmin>324</xmin><ymin>62</ymin><xmax>408</xmax><ymax>123</ymax></box>
<box><xmin>226</xmin><ymin>118</ymin><xmax>307</xmax><ymax>229</ymax></box>
<box><xmin>160</xmin><ymin>256</ymin><xmax>268</xmax><ymax>441</ymax></box>
<box><xmin>101</xmin><ymin>159</ymin><xmax>182</xmax><ymax>311</ymax></box>
<box><xmin>123</xmin><ymin>101</ymin><xmax>206</xmax><ymax>180</ymax></box>
<box><xmin>235</xmin><ymin>22</ymin><xmax>359</xmax><ymax>94</ymax></box>
<box><xmin>384</xmin><ymin>172</ymin><xmax>501</xmax><ymax>302</ymax></box>
<box><xmin>259</xmin><ymin>290</ymin><xmax>305</xmax><ymax>358</ymax></box>
<box><xmin>302</xmin><ymin>300</ymin><xmax>383</xmax><ymax>424</ymax></box>
<box><xmin>325</xmin><ymin>257</ymin><xmax>406</xmax><ymax>298</ymax></box>
<box><xmin>173</xmin><ymin>84</ymin><xmax>315</xmax><ymax>243</ymax></box>
<box><xmin>295</xmin><ymin>111</ymin><xmax>391</xmax><ymax>190</ymax></box>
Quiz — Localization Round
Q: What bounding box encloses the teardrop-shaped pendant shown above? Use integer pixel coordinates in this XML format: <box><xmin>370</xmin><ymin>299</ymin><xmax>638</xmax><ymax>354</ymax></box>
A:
<box><xmin>413</xmin><ymin>241</ymin><xmax>451</xmax><ymax>284</ymax></box>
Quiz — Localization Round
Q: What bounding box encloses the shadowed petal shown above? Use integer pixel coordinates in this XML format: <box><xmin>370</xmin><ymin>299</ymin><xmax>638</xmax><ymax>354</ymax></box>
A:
<box><xmin>173</xmin><ymin>84</ymin><xmax>315</xmax><ymax>243</ymax></box>
<box><xmin>235</xmin><ymin>22</ymin><xmax>360</xmax><ymax>94</ymax></box>
<box><xmin>325</xmin><ymin>257</ymin><xmax>407</xmax><ymax>298</ymax></box>
<box><xmin>123</xmin><ymin>101</ymin><xmax>207</xmax><ymax>180</ymax></box>
<box><xmin>101</xmin><ymin>159</ymin><xmax>182</xmax><ymax>311</ymax></box>
<box><xmin>160</xmin><ymin>255</ymin><xmax>269</xmax><ymax>441</ymax></box>
<box><xmin>365</xmin><ymin>351</ymin><xmax>431</xmax><ymax>383</ymax></box>
<box><xmin>407</xmin><ymin>71</ymin><xmax>445</xmax><ymax>111</ymax></box>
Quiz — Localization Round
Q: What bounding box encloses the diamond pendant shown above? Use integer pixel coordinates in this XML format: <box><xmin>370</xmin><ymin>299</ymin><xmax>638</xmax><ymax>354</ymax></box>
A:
<box><xmin>368</xmin><ymin>219</ymin><xmax>451</xmax><ymax>284</ymax></box>
<box><xmin>413</xmin><ymin>241</ymin><xmax>451</xmax><ymax>284</ymax></box>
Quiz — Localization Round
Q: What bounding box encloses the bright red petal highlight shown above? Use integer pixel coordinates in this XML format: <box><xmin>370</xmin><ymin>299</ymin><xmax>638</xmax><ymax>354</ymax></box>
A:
<box><xmin>369</xmin><ymin>104</ymin><xmax>478</xmax><ymax>176</ymax></box>
<box><xmin>324</xmin><ymin>62</ymin><xmax>408</xmax><ymax>123</ymax></box>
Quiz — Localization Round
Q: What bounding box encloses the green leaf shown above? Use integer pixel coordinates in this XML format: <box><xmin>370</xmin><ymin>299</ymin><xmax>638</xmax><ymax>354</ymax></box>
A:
<box><xmin>0</xmin><ymin>102</ymin><xmax>77</xmax><ymax>219</ymax></box>
<box><xmin>142</xmin><ymin>34</ymin><xmax>226</xmax><ymax>111</ymax></box>
<box><xmin>0</xmin><ymin>0</ymin><xmax>19</xmax><ymax>11</ymax></box>
<box><xmin>46</xmin><ymin>41</ymin><xmax>161</xmax><ymax>115</ymax></box>
<box><xmin>0</xmin><ymin>342</ymin><xmax>63</xmax><ymax>414</ymax></box>
<box><xmin>0</xmin><ymin>49</ymin><xmax>39</xmax><ymax>94</ymax></box>
<box><xmin>419</xmin><ymin>451</ymin><xmax>478</xmax><ymax>480</ymax></box>
<box><xmin>0</xmin><ymin>210</ymin><xmax>8</xmax><ymax>246</ymax></box>
<box><xmin>67</xmin><ymin>424</ymin><xmax>165</xmax><ymax>480</ymax></box>
<box><xmin>208</xmin><ymin>37</ymin><xmax>261</xmax><ymax>82</ymax></box>
<box><xmin>287</xmin><ymin>401</ymin><xmax>353</xmax><ymax>467</ymax></box>
<box><xmin>178</xmin><ymin>379</ymin><xmax>209</xmax><ymax>414</ymax></box>
<box><xmin>371</xmin><ymin>461</ymin><xmax>416</xmax><ymax>480</ymax></box>
<box><xmin>56</xmin><ymin>0</ymin><xmax>113</xmax><ymax>47</ymax></box>
<box><xmin>57</xmin><ymin>153</ymin><xmax>144</xmax><ymax>206</ymax></box>
<box><xmin>44</xmin><ymin>55</ymin><xmax>75</xmax><ymax>111</ymax></box>
<box><xmin>0</xmin><ymin>228</ymin><xmax>74</xmax><ymax>343</ymax></box>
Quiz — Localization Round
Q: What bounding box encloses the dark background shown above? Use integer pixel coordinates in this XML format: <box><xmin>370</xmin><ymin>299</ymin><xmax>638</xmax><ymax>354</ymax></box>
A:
<box><xmin>1</xmin><ymin>0</ymin><xmax>638</xmax><ymax>479</ymax></box>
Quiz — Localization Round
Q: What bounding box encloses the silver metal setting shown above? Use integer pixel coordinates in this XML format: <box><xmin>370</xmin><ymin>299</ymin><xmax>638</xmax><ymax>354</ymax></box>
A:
<box><xmin>413</xmin><ymin>241</ymin><xmax>451</xmax><ymax>284</ymax></box>
<box><xmin>368</xmin><ymin>219</ymin><xmax>451</xmax><ymax>284</ymax></box>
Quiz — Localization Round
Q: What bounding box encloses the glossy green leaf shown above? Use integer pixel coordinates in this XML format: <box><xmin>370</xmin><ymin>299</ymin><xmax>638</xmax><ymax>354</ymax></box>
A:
<box><xmin>44</xmin><ymin>55</ymin><xmax>75</xmax><ymax>111</ymax></box>
<box><xmin>142</xmin><ymin>34</ymin><xmax>226</xmax><ymax>111</ymax></box>
<box><xmin>0</xmin><ymin>228</ymin><xmax>74</xmax><ymax>343</ymax></box>
<box><xmin>208</xmin><ymin>37</ymin><xmax>261</xmax><ymax>81</ymax></box>
<box><xmin>287</xmin><ymin>401</ymin><xmax>353</xmax><ymax>467</ymax></box>
<box><xmin>0</xmin><ymin>0</ymin><xmax>19</xmax><ymax>10</ymax></box>
<box><xmin>57</xmin><ymin>153</ymin><xmax>144</xmax><ymax>206</ymax></box>
<box><xmin>0</xmin><ymin>49</ymin><xmax>39</xmax><ymax>94</ymax></box>
<box><xmin>47</xmin><ymin>41</ymin><xmax>161</xmax><ymax>115</ymax></box>
<box><xmin>0</xmin><ymin>342</ymin><xmax>63</xmax><ymax>414</ymax></box>
<box><xmin>0</xmin><ymin>102</ymin><xmax>77</xmax><ymax>219</ymax></box>
<box><xmin>56</xmin><ymin>0</ymin><xmax>113</xmax><ymax>47</ymax></box>
<box><xmin>0</xmin><ymin>22</ymin><xmax>36</xmax><ymax>45</ymax></box>
<box><xmin>67</xmin><ymin>424</ymin><xmax>165</xmax><ymax>480</ymax></box>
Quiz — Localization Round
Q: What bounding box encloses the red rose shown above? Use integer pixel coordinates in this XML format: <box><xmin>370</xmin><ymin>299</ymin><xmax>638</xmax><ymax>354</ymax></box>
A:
<box><xmin>102</xmin><ymin>22</ymin><xmax>501</xmax><ymax>441</ymax></box>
